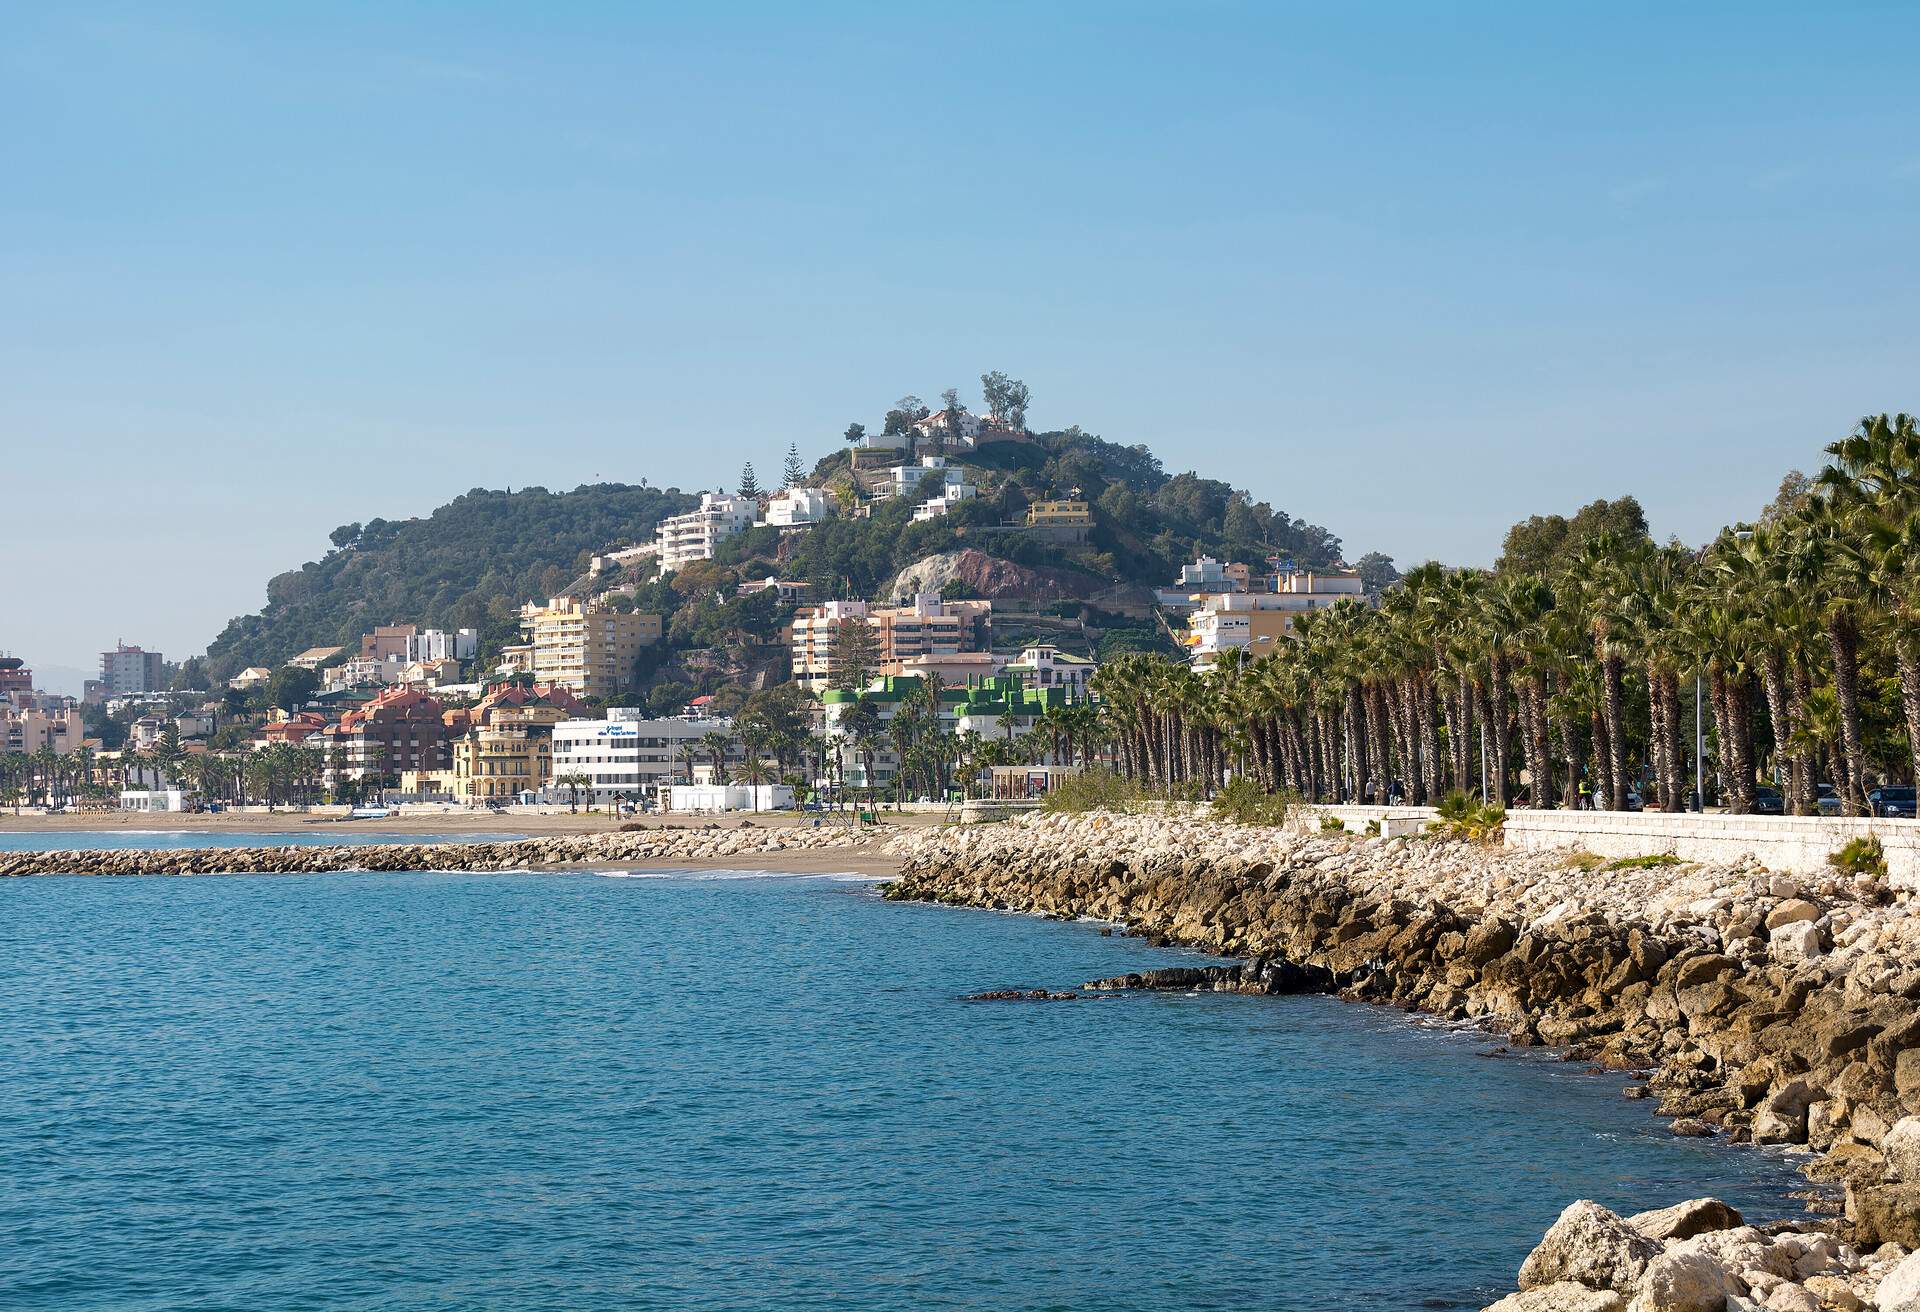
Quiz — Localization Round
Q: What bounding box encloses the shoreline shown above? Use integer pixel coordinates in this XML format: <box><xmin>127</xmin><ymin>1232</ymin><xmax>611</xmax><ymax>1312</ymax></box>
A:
<box><xmin>0</xmin><ymin>824</ymin><xmax>904</xmax><ymax>879</ymax></box>
<box><xmin>884</xmin><ymin>808</ymin><xmax>1920</xmax><ymax>1311</ymax></box>
<box><xmin>0</xmin><ymin>808</ymin><xmax>945</xmax><ymax>837</ymax></box>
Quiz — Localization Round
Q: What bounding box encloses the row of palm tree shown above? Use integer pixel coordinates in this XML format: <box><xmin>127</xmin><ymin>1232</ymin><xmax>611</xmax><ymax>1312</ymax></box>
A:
<box><xmin>1091</xmin><ymin>414</ymin><xmax>1920</xmax><ymax>817</ymax></box>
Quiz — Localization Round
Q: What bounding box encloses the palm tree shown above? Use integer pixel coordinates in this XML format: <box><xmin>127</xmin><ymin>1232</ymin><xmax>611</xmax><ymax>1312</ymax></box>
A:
<box><xmin>697</xmin><ymin>731</ymin><xmax>732</xmax><ymax>785</ymax></box>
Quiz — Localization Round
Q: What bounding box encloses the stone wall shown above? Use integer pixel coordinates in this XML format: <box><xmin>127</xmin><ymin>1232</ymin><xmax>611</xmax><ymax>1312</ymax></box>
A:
<box><xmin>1505</xmin><ymin>811</ymin><xmax>1920</xmax><ymax>888</ymax></box>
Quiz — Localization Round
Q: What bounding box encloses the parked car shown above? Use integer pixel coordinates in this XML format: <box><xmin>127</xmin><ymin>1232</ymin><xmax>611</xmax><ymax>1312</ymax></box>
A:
<box><xmin>1816</xmin><ymin>785</ymin><xmax>1843</xmax><ymax>816</ymax></box>
<box><xmin>1869</xmin><ymin>785</ymin><xmax>1917</xmax><ymax>819</ymax></box>
<box><xmin>1752</xmin><ymin>786</ymin><xmax>1785</xmax><ymax>816</ymax></box>
<box><xmin>1621</xmin><ymin>787</ymin><xmax>1645</xmax><ymax>813</ymax></box>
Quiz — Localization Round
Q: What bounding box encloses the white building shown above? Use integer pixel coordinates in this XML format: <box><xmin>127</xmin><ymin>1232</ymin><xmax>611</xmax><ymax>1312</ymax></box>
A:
<box><xmin>667</xmin><ymin>782</ymin><xmax>794</xmax><ymax>813</ymax></box>
<box><xmin>879</xmin><ymin>455</ymin><xmax>971</xmax><ymax>501</ymax></box>
<box><xmin>120</xmin><ymin>789</ymin><xmax>188</xmax><ymax>812</ymax></box>
<box><xmin>911</xmin><ymin>409</ymin><xmax>985</xmax><ymax>446</ymax></box>
<box><xmin>759</xmin><ymin>487</ymin><xmax>834</xmax><ymax>528</ymax></box>
<box><xmin>1185</xmin><ymin>570</ymin><xmax>1367</xmax><ymax>669</ymax></box>
<box><xmin>406</xmin><ymin>627</ymin><xmax>477</xmax><ymax>663</ymax></box>
<box><xmin>1003</xmin><ymin>645</ymin><xmax>1097</xmax><ymax>697</ymax></box>
<box><xmin>657</xmin><ymin>493</ymin><xmax>756</xmax><ymax>572</ymax></box>
<box><xmin>548</xmin><ymin>712</ymin><xmax>743</xmax><ymax>806</ymax></box>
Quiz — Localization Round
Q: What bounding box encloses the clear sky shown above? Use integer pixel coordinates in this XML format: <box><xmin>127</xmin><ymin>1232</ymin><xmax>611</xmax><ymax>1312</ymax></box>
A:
<box><xmin>6</xmin><ymin>3</ymin><xmax>1917</xmax><ymax>687</ymax></box>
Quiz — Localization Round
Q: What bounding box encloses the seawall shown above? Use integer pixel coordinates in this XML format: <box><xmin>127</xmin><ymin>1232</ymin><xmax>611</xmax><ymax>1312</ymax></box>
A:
<box><xmin>883</xmin><ymin>809</ymin><xmax>1920</xmax><ymax>1309</ymax></box>
<box><xmin>0</xmin><ymin>825</ymin><xmax>869</xmax><ymax>877</ymax></box>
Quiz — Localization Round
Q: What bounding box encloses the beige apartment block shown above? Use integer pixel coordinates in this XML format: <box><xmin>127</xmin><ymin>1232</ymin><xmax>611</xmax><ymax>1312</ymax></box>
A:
<box><xmin>518</xmin><ymin>597</ymin><xmax>661</xmax><ymax>698</ymax></box>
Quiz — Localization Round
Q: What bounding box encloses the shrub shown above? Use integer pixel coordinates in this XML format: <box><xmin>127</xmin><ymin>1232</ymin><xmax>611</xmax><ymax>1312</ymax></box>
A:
<box><xmin>1365</xmin><ymin>819</ymin><xmax>1381</xmax><ymax>836</ymax></box>
<box><xmin>1319</xmin><ymin>814</ymin><xmax>1348</xmax><ymax>833</ymax></box>
<box><xmin>1211</xmin><ymin>776</ymin><xmax>1293</xmax><ymax>827</ymax></box>
<box><xmin>1041</xmin><ymin>768</ymin><xmax>1142</xmax><ymax>814</ymax></box>
<box><xmin>1603</xmin><ymin>853</ymin><xmax>1683</xmax><ymax>872</ymax></box>
<box><xmin>1563</xmin><ymin>850</ymin><xmax>1604</xmax><ymax>872</ymax></box>
<box><xmin>1429</xmin><ymin>791</ymin><xmax>1507</xmax><ymax>842</ymax></box>
<box><xmin>1831</xmin><ymin>835</ymin><xmax>1888</xmax><ymax>879</ymax></box>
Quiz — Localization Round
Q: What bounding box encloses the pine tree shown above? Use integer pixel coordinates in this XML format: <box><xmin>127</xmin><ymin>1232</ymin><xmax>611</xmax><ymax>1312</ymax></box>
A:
<box><xmin>738</xmin><ymin>462</ymin><xmax>761</xmax><ymax>498</ymax></box>
<box><xmin>782</xmin><ymin>443</ymin><xmax>806</xmax><ymax>489</ymax></box>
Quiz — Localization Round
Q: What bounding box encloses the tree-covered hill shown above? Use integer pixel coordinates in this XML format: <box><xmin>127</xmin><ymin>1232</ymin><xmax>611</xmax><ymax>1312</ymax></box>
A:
<box><xmin>778</xmin><ymin>425</ymin><xmax>1351</xmax><ymax>601</ymax></box>
<box><xmin>202</xmin><ymin>483</ymin><xmax>696</xmax><ymax>681</ymax></box>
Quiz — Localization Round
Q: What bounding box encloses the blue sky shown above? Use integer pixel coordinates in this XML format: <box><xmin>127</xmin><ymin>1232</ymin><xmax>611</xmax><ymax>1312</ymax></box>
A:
<box><xmin>6</xmin><ymin>3</ymin><xmax>1918</xmax><ymax>683</ymax></box>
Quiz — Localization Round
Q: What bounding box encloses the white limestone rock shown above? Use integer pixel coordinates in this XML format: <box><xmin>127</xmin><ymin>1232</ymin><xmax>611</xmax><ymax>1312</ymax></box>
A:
<box><xmin>1519</xmin><ymin>1202</ymin><xmax>1662</xmax><ymax>1294</ymax></box>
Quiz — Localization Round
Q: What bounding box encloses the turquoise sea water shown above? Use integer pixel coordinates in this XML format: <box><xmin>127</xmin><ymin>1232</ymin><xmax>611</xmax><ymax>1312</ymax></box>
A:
<box><xmin>0</xmin><ymin>861</ymin><xmax>1808</xmax><ymax>1311</ymax></box>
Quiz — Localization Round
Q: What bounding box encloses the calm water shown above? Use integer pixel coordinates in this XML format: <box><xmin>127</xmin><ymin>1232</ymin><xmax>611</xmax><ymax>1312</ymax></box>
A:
<box><xmin>0</xmin><ymin>866</ymin><xmax>1807</xmax><ymax>1311</ymax></box>
<box><xmin>0</xmin><ymin>830</ymin><xmax>522</xmax><ymax>853</ymax></box>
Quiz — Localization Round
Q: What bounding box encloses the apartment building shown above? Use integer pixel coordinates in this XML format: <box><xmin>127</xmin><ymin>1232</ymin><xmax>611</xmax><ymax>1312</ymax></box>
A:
<box><xmin>518</xmin><ymin>597</ymin><xmax>662</xmax><ymax>698</ymax></box>
<box><xmin>1184</xmin><ymin>569</ymin><xmax>1366</xmax><ymax>668</ymax></box>
<box><xmin>1023</xmin><ymin>499</ymin><xmax>1092</xmax><ymax>542</ymax></box>
<box><xmin>0</xmin><ymin>705</ymin><xmax>83</xmax><ymax>756</ymax></box>
<box><xmin>406</xmin><ymin>627</ymin><xmax>477</xmax><ymax>663</ymax></box>
<box><xmin>99</xmin><ymin>642</ymin><xmax>164</xmax><ymax>695</ymax></box>
<box><xmin>656</xmin><ymin>493</ymin><xmax>756</xmax><ymax>572</ymax></box>
<box><xmin>548</xmin><ymin>712</ymin><xmax>742</xmax><ymax>806</ymax></box>
<box><xmin>759</xmin><ymin>487</ymin><xmax>834</xmax><ymax>528</ymax></box>
<box><xmin>788</xmin><ymin>595</ymin><xmax>992</xmax><ymax>690</ymax></box>
<box><xmin>316</xmin><ymin>686</ymin><xmax>449</xmax><ymax>781</ymax></box>
<box><xmin>452</xmin><ymin>726</ymin><xmax>553</xmax><ymax>802</ymax></box>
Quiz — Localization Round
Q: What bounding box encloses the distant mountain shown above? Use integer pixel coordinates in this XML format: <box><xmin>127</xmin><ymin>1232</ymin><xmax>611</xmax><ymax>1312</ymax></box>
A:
<box><xmin>202</xmin><ymin>483</ymin><xmax>697</xmax><ymax>681</ymax></box>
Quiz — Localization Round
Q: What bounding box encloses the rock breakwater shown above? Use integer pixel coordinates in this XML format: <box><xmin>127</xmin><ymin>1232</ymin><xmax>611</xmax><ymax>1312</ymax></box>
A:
<box><xmin>883</xmin><ymin>808</ymin><xmax>1920</xmax><ymax>1310</ymax></box>
<box><xmin>0</xmin><ymin>825</ymin><xmax>867</xmax><ymax>878</ymax></box>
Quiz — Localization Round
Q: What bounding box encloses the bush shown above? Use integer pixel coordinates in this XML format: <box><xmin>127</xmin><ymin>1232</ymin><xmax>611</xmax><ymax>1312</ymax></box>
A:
<box><xmin>1429</xmin><ymin>791</ymin><xmax>1507</xmax><ymax>842</ymax></box>
<box><xmin>1831</xmin><ymin>835</ymin><xmax>1888</xmax><ymax>879</ymax></box>
<box><xmin>1563</xmin><ymin>850</ymin><xmax>1604</xmax><ymax>872</ymax></box>
<box><xmin>1319</xmin><ymin>814</ymin><xmax>1347</xmax><ymax>833</ymax></box>
<box><xmin>1211</xmin><ymin>776</ymin><xmax>1293</xmax><ymax>827</ymax></box>
<box><xmin>1041</xmin><ymin>768</ymin><xmax>1143</xmax><ymax>814</ymax></box>
<box><xmin>1603</xmin><ymin>853</ymin><xmax>1683</xmax><ymax>871</ymax></box>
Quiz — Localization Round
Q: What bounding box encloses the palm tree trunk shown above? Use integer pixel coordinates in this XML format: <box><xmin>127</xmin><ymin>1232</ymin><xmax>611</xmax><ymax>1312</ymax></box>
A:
<box><xmin>1789</xmin><ymin>657</ymin><xmax>1817</xmax><ymax>815</ymax></box>
<box><xmin>1416</xmin><ymin>674</ymin><xmax>1440</xmax><ymax>805</ymax></box>
<box><xmin>1758</xmin><ymin>647</ymin><xmax>1793</xmax><ymax>802</ymax></box>
<box><xmin>1590</xmin><ymin>707</ymin><xmax>1614</xmax><ymax>810</ymax></box>
<box><xmin>1896</xmin><ymin>628</ymin><xmax>1920</xmax><ymax>793</ymax></box>
<box><xmin>1827</xmin><ymin>609</ymin><xmax>1870</xmax><ymax>815</ymax></box>
<box><xmin>1601</xmin><ymin>655</ymin><xmax>1627</xmax><ymax>812</ymax></box>
<box><xmin>1488</xmin><ymin>651</ymin><xmax>1512</xmax><ymax>807</ymax></box>
<box><xmin>1659</xmin><ymin>669</ymin><xmax>1685</xmax><ymax>816</ymax></box>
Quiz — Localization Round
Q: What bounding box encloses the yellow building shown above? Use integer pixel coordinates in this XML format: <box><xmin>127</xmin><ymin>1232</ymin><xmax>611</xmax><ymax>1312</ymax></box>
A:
<box><xmin>1025</xmin><ymin>499</ymin><xmax>1092</xmax><ymax>542</ymax></box>
<box><xmin>517</xmin><ymin>597</ymin><xmax>662</xmax><ymax>698</ymax></box>
<box><xmin>452</xmin><ymin>725</ymin><xmax>553</xmax><ymax>802</ymax></box>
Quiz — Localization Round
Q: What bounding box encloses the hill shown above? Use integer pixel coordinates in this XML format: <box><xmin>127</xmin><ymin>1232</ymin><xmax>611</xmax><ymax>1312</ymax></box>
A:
<box><xmin>196</xmin><ymin>422</ymin><xmax>1366</xmax><ymax>697</ymax></box>
<box><xmin>201</xmin><ymin>483</ymin><xmax>696</xmax><ymax>682</ymax></box>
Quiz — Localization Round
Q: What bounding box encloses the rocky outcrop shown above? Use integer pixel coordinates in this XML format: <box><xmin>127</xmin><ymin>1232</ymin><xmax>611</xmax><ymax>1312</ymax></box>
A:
<box><xmin>882</xmin><ymin>548</ymin><xmax>1110</xmax><ymax>603</ymax></box>
<box><xmin>0</xmin><ymin>824</ymin><xmax>866</xmax><ymax>878</ymax></box>
<box><xmin>881</xmin><ymin>808</ymin><xmax>1920</xmax><ymax>1308</ymax></box>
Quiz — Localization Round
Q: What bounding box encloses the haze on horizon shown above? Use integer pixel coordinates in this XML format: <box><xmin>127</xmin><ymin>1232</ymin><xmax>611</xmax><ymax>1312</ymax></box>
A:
<box><xmin>5</xmin><ymin>3</ymin><xmax>1917</xmax><ymax>679</ymax></box>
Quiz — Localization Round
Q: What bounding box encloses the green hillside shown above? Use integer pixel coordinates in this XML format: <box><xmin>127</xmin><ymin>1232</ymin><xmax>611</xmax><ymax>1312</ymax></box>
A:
<box><xmin>202</xmin><ymin>483</ymin><xmax>696</xmax><ymax>681</ymax></box>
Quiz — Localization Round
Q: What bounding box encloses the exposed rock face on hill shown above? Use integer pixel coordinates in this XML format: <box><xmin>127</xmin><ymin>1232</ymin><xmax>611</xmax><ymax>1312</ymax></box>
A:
<box><xmin>882</xmin><ymin>808</ymin><xmax>1920</xmax><ymax>1310</ymax></box>
<box><xmin>884</xmin><ymin>549</ymin><xmax>1116</xmax><ymax>603</ymax></box>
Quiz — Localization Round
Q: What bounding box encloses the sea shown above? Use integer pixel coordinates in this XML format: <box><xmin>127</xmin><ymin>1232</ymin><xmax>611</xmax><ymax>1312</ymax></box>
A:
<box><xmin>0</xmin><ymin>834</ymin><xmax>1810</xmax><ymax>1311</ymax></box>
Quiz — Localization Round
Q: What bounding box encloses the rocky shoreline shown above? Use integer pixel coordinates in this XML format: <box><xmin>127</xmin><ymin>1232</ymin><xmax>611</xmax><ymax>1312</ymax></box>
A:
<box><xmin>0</xmin><ymin>824</ymin><xmax>869</xmax><ymax>877</ymax></box>
<box><xmin>882</xmin><ymin>809</ymin><xmax>1920</xmax><ymax>1311</ymax></box>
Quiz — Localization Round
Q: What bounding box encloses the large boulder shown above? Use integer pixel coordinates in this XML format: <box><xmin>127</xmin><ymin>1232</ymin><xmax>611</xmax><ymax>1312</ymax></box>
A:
<box><xmin>1628</xmin><ymin>1199</ymin><xmax>1744</xmax><ymax>1242</ymax></box>
<box><xmin>1884</xmin><ymin>1117</ymin><xmax>1920</xmax><ymax>1182</ymax></box>
<box><xmin>1882</xmin><ymin>1250</ymin><xmax>1920</xmax><ymax>1308</ymax></box>
<box><xmin>1629</xmin><ymin>1250</ymin><xmax>1746</xmax><ymax>1311</ymax></box>
<box><xmin>1763</xmin><ymin>899</ymin><xmax>1821</xmax><ymax>930</ymax></box>
<box><xmin>1849</xmin><ymin>1183</ymin><xmax>1920</xmax><ymax>1247</ymax></box>
<box><xmin>1768</xmin><ymin>921</ymin><xmax>1823</xmax><ymax>960</ymax></box>
<box><xmin>1519</xmin><ymin>1201</ymin><xmax>1661</xmax><ymax>1294</ymax></box>
<box><xmin>1486</xmin><ymin>1284</ymin><xmax>1626</xmax><ymax>1311</ymax></box>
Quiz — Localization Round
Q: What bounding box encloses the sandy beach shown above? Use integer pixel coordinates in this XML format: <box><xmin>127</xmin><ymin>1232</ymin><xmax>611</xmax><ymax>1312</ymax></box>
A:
<box><xmin>0</xmin><ymin>807</ymin><xmax>945</xmax><ymax>840</ymax></box>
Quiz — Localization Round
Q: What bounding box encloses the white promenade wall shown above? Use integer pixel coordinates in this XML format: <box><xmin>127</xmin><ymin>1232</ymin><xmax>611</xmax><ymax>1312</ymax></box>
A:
<box><xmin>1503</xmin><ymin>810</ymin><xmax>1920</xmax><ymax>887</ymax></box>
